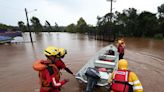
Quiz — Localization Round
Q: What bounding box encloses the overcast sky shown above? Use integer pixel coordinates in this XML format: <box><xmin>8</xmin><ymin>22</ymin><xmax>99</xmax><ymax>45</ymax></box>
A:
<box><xmin>0</xmin><ymin>0</ymin><xmax>163</xmax><ymax>26</ymax></box>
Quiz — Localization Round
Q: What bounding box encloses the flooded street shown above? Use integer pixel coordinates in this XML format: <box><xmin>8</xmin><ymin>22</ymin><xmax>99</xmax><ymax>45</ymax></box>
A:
<box><xmin>0</xmin><ymin>32</ymin><xmax>164</xmax><ymax>92</ymax></box>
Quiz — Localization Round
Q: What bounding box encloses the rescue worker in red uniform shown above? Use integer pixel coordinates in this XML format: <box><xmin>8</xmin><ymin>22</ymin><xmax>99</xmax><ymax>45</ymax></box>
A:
<box><xmin>117</xmin><ymin>40</ymin><xmax>125</xmax><ymax>60</ymax></box>
<box><xmin>55</xmin><ymin>48</ymin><xmax>74</xmax><ymax>75</ymax></box>
<box><xmin>108</xmin><ymin>59</ymin><xmax>143</xmax><ymax>92</ymax></box>
<box><xmin>33</xmin><ymin>48</ymin><xmax>74</xmax><ymax>75</ymax></box>
<box><xmin>33</xmin><ymin>46</ymin><xmax>69</xmax><ymax>92</ymax></box>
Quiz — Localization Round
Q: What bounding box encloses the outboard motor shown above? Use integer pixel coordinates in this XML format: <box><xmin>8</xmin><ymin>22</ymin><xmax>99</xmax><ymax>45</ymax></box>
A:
<box><xmin>85</xmin><ymin>67</ymin><xmax>100</xmax><ymax>92</ymax></box>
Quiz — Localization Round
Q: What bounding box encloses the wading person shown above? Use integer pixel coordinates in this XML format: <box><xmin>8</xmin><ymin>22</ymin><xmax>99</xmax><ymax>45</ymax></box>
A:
<box><xmin>33</xmin><ymin>47</ymin><xmax>74</xmax><ymax>76</ymax></box>
<box><xmin>33</xmin><ymin>46</ymin><xmax>69</xmax><ymax>92</ymax></box>
<box><xmin>120</xmin><ymin>38</ymin><xmax>126</xmax><ymax>47</ymax></box>
<box><xmin>108</xmin><ymin>59</ymin><xmax>143</xmax><ymax>92</ymax></box>
<box><xmin>117</xmin><ymin>39</ymin><xmax>125</xmax><ymax>60</ymax></box>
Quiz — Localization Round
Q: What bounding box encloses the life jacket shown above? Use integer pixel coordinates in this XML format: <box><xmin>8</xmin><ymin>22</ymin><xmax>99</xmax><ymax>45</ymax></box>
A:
<box><xmin>111</xmin><ymin>70</ymin><xmax>132</xmax><ymax>92</ymax></box>
<box><xmin>39</xmin><ymin>61</ymin><xmax>60</xmax><ymax>91</ymax></box>
<box><xmin>33</xmin><ymin>59</ymin><xmax>66</xmax><ymax>71</ymax></box>
<box><xmin>33</xmin><ymin>60</ymin><xmax>47</xmax><ymax>71</ymax></box>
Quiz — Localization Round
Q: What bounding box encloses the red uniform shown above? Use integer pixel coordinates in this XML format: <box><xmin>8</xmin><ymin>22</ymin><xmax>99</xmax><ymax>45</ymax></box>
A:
<box><xmin>55</xmin><ymin>59</ymin><xmax>74</xmax><ymax>75</ymax></box>
<box><xmin>33</xmin><ymin>59</ymin><xmax>73</xmax><ymax>80</ymax></box>
<box><xmin>118</xmin><ymin>45</ymin><xmax>125</xmax><ymax>60</ymax></box>
<box><xmin>118</xmin><ymin>45</ymin><xmax>124</xmax><ymax>54</ymax></box>
<box><xmin>55</xmin><ymin>59</ymin><xmax>66</xmax><ymax>70</ymax></box>
<box><xmin>38</xmin><ymin>60</ymin><xmax>67</xmax><ymax>92</ymax></box>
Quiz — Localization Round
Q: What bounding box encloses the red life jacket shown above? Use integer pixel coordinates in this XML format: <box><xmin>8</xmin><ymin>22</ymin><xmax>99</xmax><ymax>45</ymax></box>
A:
<box><xmin>111</xmin><ymin>70</ymin><xmax>130</xmax><ymax>92</ymax></box>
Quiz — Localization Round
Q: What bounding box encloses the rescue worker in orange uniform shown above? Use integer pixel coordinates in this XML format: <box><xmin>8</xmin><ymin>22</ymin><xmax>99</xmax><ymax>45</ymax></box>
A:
<box><xmin>33</xmin><ymin>46</ymin><xmax>69</xmax><ymax>92</ymax></box>
<box><xmin>108</xmin><ymin>59</ymin><xmax>143</xmax><ymax>92</ymax></box>
<box><xmin>117</xmin><ymin>39</ymin><xmax>125</xmax><ymax>60</ymax></box>
<box><xmin>33</xmin><ymin>47</ymin><xmax>74</xmax><ymax>75</ymax></box>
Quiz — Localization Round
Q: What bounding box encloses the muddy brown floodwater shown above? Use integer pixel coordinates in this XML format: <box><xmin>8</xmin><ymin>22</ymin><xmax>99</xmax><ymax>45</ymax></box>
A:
<box><xmin>0</xmin><ymin>32</ymin><xmax>164</xmax><ymax>92</ymax></box>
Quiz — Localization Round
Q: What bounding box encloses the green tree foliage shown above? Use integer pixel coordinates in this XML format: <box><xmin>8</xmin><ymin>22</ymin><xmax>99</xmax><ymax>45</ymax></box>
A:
<box><xmin>158</xmin><ymin>4</ymin><xmax>164</xmax><ymax>17</ymax></box>
<box><xmin>18</xmin><ymin>21</ymin><xmax>27</xmax><ymax>32</ymax></box>
<box><xmin>76</xmin><ymin>17</ymin><xmax>88</xmax><ymax>33</ymax></box>
<box><xmin>158</xmin><ymin>4</ymin><xmax>164</xmax><ymax>36</ymax></box>
<box><xmin>66</xmin><ymin>23</ymin><xmax>76</xmax><ymax>33</ymax></box>
<box><xmin>94</xmin><ymin>6</ymin><xmax>163</xmax><ymax>39</ymax></box>
<box><xmin>0</xmin><ymin>23</ymin><xmax>10</xmax><ymax>30</ymax></box>
<box><xmin>30</xmin><ymin>16</ymin><xmax>43</xmax><ymax>32</ymax></box>
<box><xmin>114</xmin><ymin>11</ymin><xmax>127</xmax><ymax>36</ymax></box>
<box><xmin>94</xmin><ymin>13</ymin><xmax>116</xmax><ymax>41</ymax></box>
<box><xmin>123</xmin><ymin>8</ymin><xmax>139</xmax><ymax>36</ymax></box>
<box><xmin>65</xmin><ymin>17</ymin><xmax>94</xmax><ymax>33</ymax></box>
<box><xmin>138</xmin><ymin>11</ymin><xmax>158</xmax><ymax>37</ymax></box>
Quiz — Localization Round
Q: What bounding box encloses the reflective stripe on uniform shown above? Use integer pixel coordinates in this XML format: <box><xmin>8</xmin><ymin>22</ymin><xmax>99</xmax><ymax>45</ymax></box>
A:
<box><xmin>133</xmin><ymin>79</ymin><xmax>143</xmax><ymax>90</ymax></box>
<box><xmin>125</xmin><ymin>71</ymin><xmax>128</xmax><ymax>81</ymax></box>
<box><xmin>133</xmin><ymin>86</ymin><xmax>143</xmax><ymax>90</ymax></box>
<box><xmin>128</xmin><ymin>82</ymin><xmax>133</xmax><ymax>85</ymax></box>
<box><xmin>52</xmin><ymin>77</ymin><xmax>61</xmax><ymax>86</ymax></box>
<box><xmin>133</xmin><ymin>80</ymin><xmax>140</xmax><ymax>85</ymax></box>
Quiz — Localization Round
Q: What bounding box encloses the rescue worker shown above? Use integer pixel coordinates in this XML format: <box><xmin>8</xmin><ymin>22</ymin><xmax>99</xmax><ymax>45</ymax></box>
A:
<box><xmin>55</xmin><ymin>48</ymin><xmax>74</xmax><ymax>75</ymax></box>
<box><xmin>117</xmin><ymin>38</ymin><xmax>126</xmax><ymax>48</ymax></box>
<box><xmin>117</xmin><ymin>39</ymin><xmax>125</xmax><ymax>60</ymax></box>
<box><xmin>33</xmin><ymin>47</ymin><xmax>74</xmax><ymax>76</ymax></box>
<box><xmin>120</xmin><ymin>38</ymin><xmax>126</xmax><ymax>47</ymax></box>
<box><xmin>33</xmin><ymin>46</ymin><xmax>69</xmax><ymax>92</ymax></box>
<box><xmin>108</xmin><ymin>59</ymin><xmax>143</xmax><ymax>92</ymax></box>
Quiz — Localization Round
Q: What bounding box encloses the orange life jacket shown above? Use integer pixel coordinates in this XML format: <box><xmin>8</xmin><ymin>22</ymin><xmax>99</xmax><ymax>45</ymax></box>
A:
<box><xmin>111</xmin><ymin>70</ymin><xmax>131</xmax><ymax>92</ymax></box>
<box><xmin>38</xmin><ymin>60</ymin><xmax>60</xmax><ymax>89</ymax></box>
<box><xmin>33</xmin><ymin>60</ymin><xmax>47</xmax><ymax>71</ymax></box>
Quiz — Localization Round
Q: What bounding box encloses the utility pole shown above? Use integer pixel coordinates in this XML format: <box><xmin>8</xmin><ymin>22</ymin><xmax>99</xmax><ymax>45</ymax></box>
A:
<box><xmin>25</xmin><ymin>8</ymin><xmax>33</xmax><ymax>43</ymax></box>
<box><xmin>107</xmin><ymin>0</ymin><xmax>116</xmax><ymax>42</ymax></box>
<box><xmin>107</xmin><ymin>0</ymin><xmax>114</xmax><ymax>14</ymax></box>
<box><xmin>107</xmin><ymin>0</ymin><xmax>115</xmax><ymax>22</ymax></box>
<box><xmin>110</xmin><ymin>0</ymin><xmax>113</xmax><ymax>14</ymax></box>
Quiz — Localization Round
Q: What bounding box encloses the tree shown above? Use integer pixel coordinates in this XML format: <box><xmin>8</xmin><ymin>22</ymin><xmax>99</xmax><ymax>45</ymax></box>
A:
<box><xmin>158</xmin><ymin>4</ymin><xmax>164</xmax><ymax>18</ymax></box>
<box><xmin>18</xmin><ymin>21</ymin><xmax>27</xmax><ymax>32</ymax></box>
<box><xmin>54</xmin><ymin>22</ymin><xmax>59</xmax><ymax>32</ymax></box>
<box><xmin>66</xmin><ymin>23</ymin><xmax>76</xmax><ymax>33</ymax></box>
<box><xmin>138</xmin><ymin>11</ymin><xmax>158</xmax><ymax>37</ymax></box>
<box><xmin>76</xmin><ymin>17</ymin><xmax>88</xmax><ymax>33</ymax></box>
<box><xmin>0</xmin><ymin>23</ymin><xmax>9</xmax><ymax>30</ymax></box>
<box><xmin>123</xmin><ymin>8</ymin><xmax>139</xmax><ymax>37</ymax></box>
<box><xmin>158</xmin><ymin>4</ymin><xmax>164</xmax><ymax>36</ymax></box>
<box><xmin>114</xmin><ymin>11</ymin><xmax>128</xmax><ymax>36</ymax></box>
<box><xmin>96</xmin><ymin>16</ymin><xmax>102</xmax><ymax>27</ymax></box>
<box><xmin>30</xmin><ymin>16</ymin><xmax>43</xmax><ymax>32</ymax></box>
<box><xmin>45</xmin><ymin>20</ymin><xmax>52</xmax><ymax>32</ymax></box>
